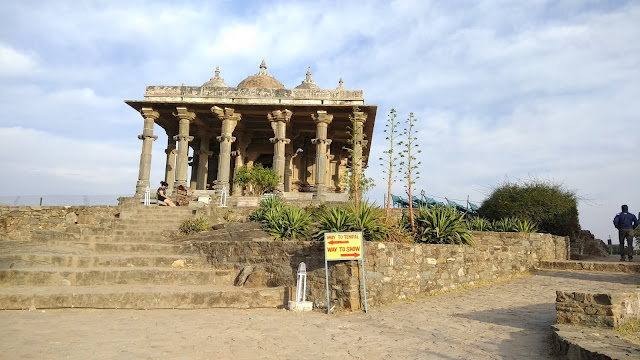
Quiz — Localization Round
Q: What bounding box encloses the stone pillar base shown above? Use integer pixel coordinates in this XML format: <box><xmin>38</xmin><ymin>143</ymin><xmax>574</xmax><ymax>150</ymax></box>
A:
<box><xmin>288</xmin><ymin>301</ymin><xmax>313</xmax><ymax>312</ymax></box>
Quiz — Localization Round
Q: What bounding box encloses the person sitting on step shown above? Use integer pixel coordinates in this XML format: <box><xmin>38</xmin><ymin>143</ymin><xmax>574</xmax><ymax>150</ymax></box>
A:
<box><xmin>157</xmin><ymin>181</ymin><xmax>176</xmax><ymax>207</ymax></box>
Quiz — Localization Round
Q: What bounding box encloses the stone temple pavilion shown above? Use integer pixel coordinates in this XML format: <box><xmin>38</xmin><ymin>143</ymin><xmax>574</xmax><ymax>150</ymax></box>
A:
<box><xmin>125</xmin><ymin>61</ymin><xmax>377</xmax><ymax>202</ymax></box>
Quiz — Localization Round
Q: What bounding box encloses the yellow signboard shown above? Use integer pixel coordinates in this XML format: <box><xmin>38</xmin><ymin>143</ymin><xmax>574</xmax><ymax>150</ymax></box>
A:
<box><xmin>324</xmin><ymin>232</ymin><xmax>363</xmax><ymax>260</ymax></box>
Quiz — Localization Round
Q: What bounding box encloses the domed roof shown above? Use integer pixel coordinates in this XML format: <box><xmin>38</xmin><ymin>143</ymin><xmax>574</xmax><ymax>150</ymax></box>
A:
<box><xmin>202</xmin><ymin>66</ymin><xmax>229</xmax><ymax>87</ymax></box>
<box><xmin>295</xmin><ymin>67</ymin><xmax>319</xmax><ymax>90</ymax></box>
<box><xmin>237</xmin><ymin>60</ymin><xmax>285</xmax><ymax>89</ymax></box>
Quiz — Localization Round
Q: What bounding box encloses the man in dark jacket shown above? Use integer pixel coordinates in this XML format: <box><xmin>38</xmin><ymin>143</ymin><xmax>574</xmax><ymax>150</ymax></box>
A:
<box><xmin>613</xmin><ymin>205</ymin><xmax>639</xmax><ymax>261</ymax></box>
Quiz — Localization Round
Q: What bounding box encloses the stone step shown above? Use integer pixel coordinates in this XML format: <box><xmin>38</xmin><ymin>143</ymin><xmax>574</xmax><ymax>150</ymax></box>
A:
<box><xmin>0</xmin><ymin>267</ymin><xmax>236</xmax><ymax>286</ymax></box>
<box><xmin>0</xmin><ymin>254</ymin><xmax>206</xmax><ymax>269</ymax></box>
<box><xmin>539</xmin><ymin>260</ymin><xmax>640</xmax><ymax>273</ymax></box>
<box><xmin>0</xmin><ymin>284</ymin><xmax>288</xmax><ymax>309</ymax></box>
<box><xmin>2</xmin><ymin>241</ymin><xmax>186</xmax><ymax>255</ymax></box>
<box><xmin>58</xmin><ymin>241</ymin><xmax>185</xmax><ymax>254</ymax></box>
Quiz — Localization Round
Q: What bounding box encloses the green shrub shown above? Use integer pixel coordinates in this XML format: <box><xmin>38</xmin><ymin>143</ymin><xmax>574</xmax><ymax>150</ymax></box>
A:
<box><xmin>490</xmin><ymin>217</ymin><xmax>538</xmax><ymax>233</ymax></box>
<box><xmin>250</xmin><ymin>196</ymin><xmax>285</xmax><ymax>222</ymax></box>
<box><xmin>315</xmin><ymin>201</ymin><xmax>391</xmax><ymax>242</ymax></box>
<box><xmin>492</xmin><ymin>218</ymin><xmax>516</xmax><ymax>232</ymax></box>
<box><xmin>233</xmin><ymin>164</ymin><xmax>280</xmax><ymax>196</ymax></box>
<box><xmin>414</xmin><ymin>205</ymin><xmax>474</xmax><ymax>245</ymax></box>
<box><xmin>465</xmin><ymin>217</ymin><xmax>493</xmax><ymax>231</ymax></box>
<box><xmin>512</xmin><ymin>218</ymin><xmax>538</xmax><ymax>233</ymax></box>
<box><xmin>304</xmin><ymin>203</ymin><xmax>329</xmax><ymax>222</ymax></box>
<box><xmin>315</xmin><ymin>206</ymin><xmax>355</xmax><ymax>241</ymax></box>
<box><xmin>262</xmin><ymin>205</ymin><xmax>311</xmax><ymax>241</ymax></box>
<box><xmin>350</xmin><ymin>201</ymin><xmax>389</xmax><ymax>242</ymax></box>
<box><xmin>179</xmin><ymin>216</ymin><xmax>211</xmax><ymax>235</ymax></box>
<box><xmin>478</xmin><ymin>179</ymin><xmax>580</xmax><ymax>236</ymax></box>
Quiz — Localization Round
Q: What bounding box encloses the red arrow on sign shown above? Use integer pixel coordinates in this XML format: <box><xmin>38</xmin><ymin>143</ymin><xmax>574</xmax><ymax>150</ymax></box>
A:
<box><xmin>340</xmin><ymin>253</ymin><xmax>360</xmax><ymax>258</ymax></box>
<box><xmin>328</xmin><ymin>240</ymin><xmax>349</xmax><ymax>245</ymax></box>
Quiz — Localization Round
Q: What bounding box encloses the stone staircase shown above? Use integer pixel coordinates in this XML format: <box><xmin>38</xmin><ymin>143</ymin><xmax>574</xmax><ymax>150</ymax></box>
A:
<box><xmin>0</xmin><ymin>206</ymin><xmax>287</xmax><ymax>310</ymax></box>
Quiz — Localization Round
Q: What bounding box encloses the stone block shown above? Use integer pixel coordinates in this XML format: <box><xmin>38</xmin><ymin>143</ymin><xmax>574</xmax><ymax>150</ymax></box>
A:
<box><xmin>288</xmin><ymin>300</ymin><xmax>313</xmax><ymax>312</ymax></box>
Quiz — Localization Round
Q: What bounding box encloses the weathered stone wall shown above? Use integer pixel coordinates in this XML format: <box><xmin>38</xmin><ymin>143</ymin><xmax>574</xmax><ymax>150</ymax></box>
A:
<box><xmin>0</xmin><ymin>206</ymin><xmax>119</xmax><ymax>240</ymax></box>
<box><xmin>188</xmin><ymin>231</ymin><xmax>569</xmax><ymax>309</ymax></box>
<box><xmin>556</xmin><ymin>291</ymin><xmax>640</xmax><ymax>328</ymax></box>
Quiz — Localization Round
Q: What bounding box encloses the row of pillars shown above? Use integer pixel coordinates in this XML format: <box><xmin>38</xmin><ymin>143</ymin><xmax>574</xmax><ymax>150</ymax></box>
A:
<box><xmin>135</xmin><ymin>106</ymin><xmax>367</xmax><ymax>200</ymax></box>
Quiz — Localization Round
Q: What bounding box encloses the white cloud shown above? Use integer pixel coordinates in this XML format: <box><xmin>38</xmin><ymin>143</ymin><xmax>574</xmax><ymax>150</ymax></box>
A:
<box><xmin>1</xmin><ymin>0</ymin><xmax>639</xmax><ymax>241</ymax></box>
<box><xmin>0</xmin><ymin>127</ymin><xmax>140</xmax><ymax>195</ymax></box>
<box><xmin>0</xmin><ymin>43</ymin><xmax>37</xmax><ymax>77</ymax></box>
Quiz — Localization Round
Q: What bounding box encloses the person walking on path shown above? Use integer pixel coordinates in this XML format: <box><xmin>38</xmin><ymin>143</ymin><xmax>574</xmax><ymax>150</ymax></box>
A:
<box><xmin>613</xmin><ymin>204</ymin><xmax>638</xmax><ymax>261</ymax></box>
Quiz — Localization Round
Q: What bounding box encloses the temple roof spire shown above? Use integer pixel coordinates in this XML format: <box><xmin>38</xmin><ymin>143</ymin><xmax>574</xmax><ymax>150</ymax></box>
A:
<box><xmin>202</xmin><ymin>65</ymin><xmax>229</xmax><ymax>87</ymax></box>
<box><xmin>295</xmin><ymin>66</ymin><xmax>319</xmax><ymax>89</ymax></box>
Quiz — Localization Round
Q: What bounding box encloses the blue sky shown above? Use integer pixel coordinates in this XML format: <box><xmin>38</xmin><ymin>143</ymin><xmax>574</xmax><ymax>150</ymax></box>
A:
<box><xmin>1</xmin><ymin>0</ymin><xmax>638</xmax><ymax>241</ymax></box>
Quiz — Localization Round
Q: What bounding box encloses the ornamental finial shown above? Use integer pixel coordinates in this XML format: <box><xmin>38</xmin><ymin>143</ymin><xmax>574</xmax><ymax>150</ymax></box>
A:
<box><xmin>305</xmin><ymin>67</ymin><xmax>312</xmax><ymax>82</ymax></box>
<box><xmin>259</xmin><ymin>60</ymin><xmax>267</xmax><ymax>75</ymax></box>
<box><xmin>214</xmin><ymin>66</ymin><xmax>221</xmax><ymax>79</ymax></box>
<box><xmin>337</xmin><ymin>77</ymin><xmax>345</xmax><ymax>90</ymax></box>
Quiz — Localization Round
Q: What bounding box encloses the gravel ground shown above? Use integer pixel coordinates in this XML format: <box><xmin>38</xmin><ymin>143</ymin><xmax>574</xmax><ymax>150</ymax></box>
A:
<box><xmin>1</xmin><ymin>270</ymin><xmax>638</xmax><ymax>360</ymax></box>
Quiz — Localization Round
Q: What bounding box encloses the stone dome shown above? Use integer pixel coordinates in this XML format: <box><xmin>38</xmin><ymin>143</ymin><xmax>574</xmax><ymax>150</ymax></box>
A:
<box><xmin>237</xmin><ymin>60</ymin><xmax>285</xmax><ymax>89</ymax></box>
<box><xmin>202</xmin><ymin>66</ymin><xmax>229</xmax><ymax>87</ymax></box>
<box><xmin>295</xmin><ymin>67</ymin><xmax>319</xmax><ymax>90</ymax></box>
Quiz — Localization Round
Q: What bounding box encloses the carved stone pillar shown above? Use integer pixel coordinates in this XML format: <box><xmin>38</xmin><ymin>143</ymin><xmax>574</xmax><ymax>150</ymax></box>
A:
<box><xmin>164</xmin><ymin>135</ymin><xmax>177</xmax><ymax>194</ymax></box>
<box><xmin>212</xmin><ymin>106</ymin><xmax>241</xmax><ymax>192</ymax></box>
<box><xmin>268</xmin><ymin>110</ymin><xmax>292</xmax><ymax>192</ymax></box>
<box><xmin>190</xmin><ymin>151</ymin><xmax>198</xmax><ymax>189</ymax></box>
<box><xmin>231</xmin><ymin>135</ymin><xmax>249</xmax><ymax>195</ymax></box>
<box><xmin>135</xmin><ymin>108</ymin><xmax>159</xmax><ymax>197</ymax></box>
<box><xmin>353</xmin><ymin>111</ymin><xmax>368</xmax><ymax>198</ymax></box>
<box><xmin>172</xmin><ymin>108</ymin><xmax>195</xmax><ymax>188</ymax></box>
<box><xmin>196</xmin><ymin>135</ymin><xmax>212</xmax><ymax>190</ymax></box>
<box><xmin>284</xmin><ymin>145</ymin><xmax>293</xmax><ymax>192</ymax></box>
<box><xmin>327</xmin><ymin>154</ymin><xmax>336</xmax><ymax>192</ymax></box>
<box><xmin>311</xmin><ymin>111</ymin><xmax>333</xmax><ymax>199</ymax></box>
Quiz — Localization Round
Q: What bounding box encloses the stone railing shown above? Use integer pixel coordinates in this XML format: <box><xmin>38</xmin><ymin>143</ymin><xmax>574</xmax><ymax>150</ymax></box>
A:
<box><xmin>187</xmin><ymin>232</ymin><xmax>569</xmax><ymax>309</ymax></box>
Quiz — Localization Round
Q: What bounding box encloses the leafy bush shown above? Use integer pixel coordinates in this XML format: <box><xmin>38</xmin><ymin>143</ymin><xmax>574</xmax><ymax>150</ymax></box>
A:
<box><xmin>179</xmin><ymin>216</ymin><xmax>211</xmax><ymax>235</ymax></box>
<box><xmin>350</xmin><ymin>201</ymin><xmax>389</xmax><ymax>242</ymax></box>
<box><xmin>250</xmin><ymin>196</ymin><xmax>285</xmax><ymax>222</ymax></box>
<box><xmin>512</xmin><ymin>218</ymin><xmax>538</xmax><ymax>233</ymax></box>
<box><xmin>465</xmin><ymin>217</ymin><xmax>493</xmax><ymax>231</ymax></box>
<box><xmin>262</xmin><ymin>205</ymin><xmax>311</xmax><ymax>241</ymax></box>
<box><xmin>304</xmin><ymin>203</ymin><xmax>329</xmax><ymax>222</ymax></box>
<box><xmin>413</xmin><ymin>205</ymin><xmax>474</xmax><ymax>245</ymax></box>
<box><xmin>315</xmin><ymin>201</ymin><xmax>393</xmax><ymax>242</ymax></box>
<box><xmin>233</xmin><ymin>164</ymin><xmax>280</xmax><ymax>196</ymax></box>
<box><xmin>492</xmin><ymin>218</ymin><xmax>516</xmax><ymax>232</ymax></box>
<box><xmin>478</xmin><ymin>179</ymin><xmax>580</xmax><ymax>236</ymax></box>
<box><xmin>490</xmin><ymin>217</ymin><xmax>538</xmax><ymax>233</ymax></box>
<box><xmin>315</xmin><ymin>207</ymin><xmax>355</xmax><ymax>240</ymax></box>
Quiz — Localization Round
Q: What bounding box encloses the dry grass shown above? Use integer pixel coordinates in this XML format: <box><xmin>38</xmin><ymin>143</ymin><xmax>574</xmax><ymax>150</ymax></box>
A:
<box><xmin>616</xmin><ymin>319</ymin><xmax>640</xmax><ymax>345</ymax></box>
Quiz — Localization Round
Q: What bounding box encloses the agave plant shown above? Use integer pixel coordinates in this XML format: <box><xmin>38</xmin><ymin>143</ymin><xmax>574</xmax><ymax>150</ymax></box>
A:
<box><xmin>315</xmin><ymin>201</ymin><xmax>390</xmax><ymax>242</ymax></box>
<box><xmin>262</xmin><ymin>205</ymin><xmax>311</xmax><ymax>241</ymax></box>
<box><xmin>492</xmin><ymin>217</ymin><xmax>516</xmax><ymax>232</ymax></box>
<box><xmin>315</xmin><ymin>206</ymin><xmax>355</xmax><ymax>241</ymax></box>
<box><xmin>512</xmin><ymin>218</ymin><xmax>538</xmax><ymax>233</ymax></box>
<box><xmin>465</xmin><ymin>216</ymin><xmax>493</xmax><ymax>231</ymax></box>
<box><xmin>350</xmin><ymin>201</ymin><xmax>389</xmax><ymax>242</ymax></box>
<box><xmin>250</xmin><ymin>196</ymin><xmax>285</xmax><ymax>222</ymax></box>
<box><xmin>414</xmin><ymin>205</ymin><xmax>474</xmax><ymax>245</ymax></box>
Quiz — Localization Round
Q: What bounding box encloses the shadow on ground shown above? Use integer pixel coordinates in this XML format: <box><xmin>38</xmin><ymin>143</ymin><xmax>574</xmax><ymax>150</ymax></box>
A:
<box><xmin>453</xmin><ymin>303</ymin><xmax>556</xmax><ymax>359</ymax></box>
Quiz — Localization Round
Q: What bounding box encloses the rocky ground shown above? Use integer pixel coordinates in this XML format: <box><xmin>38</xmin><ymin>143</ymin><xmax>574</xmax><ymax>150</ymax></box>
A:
<box><xmin>1</xmin><ymin>269</ymin><xmax>638</xmax><ymax>360</ymax></box>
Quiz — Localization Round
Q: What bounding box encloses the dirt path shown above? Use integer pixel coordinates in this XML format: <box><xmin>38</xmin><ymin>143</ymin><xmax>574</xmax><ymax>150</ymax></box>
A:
<box><xmin>1</xmin><ymin>270</ymin><xmax>637</xmax><ymax>360</ymax></box>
